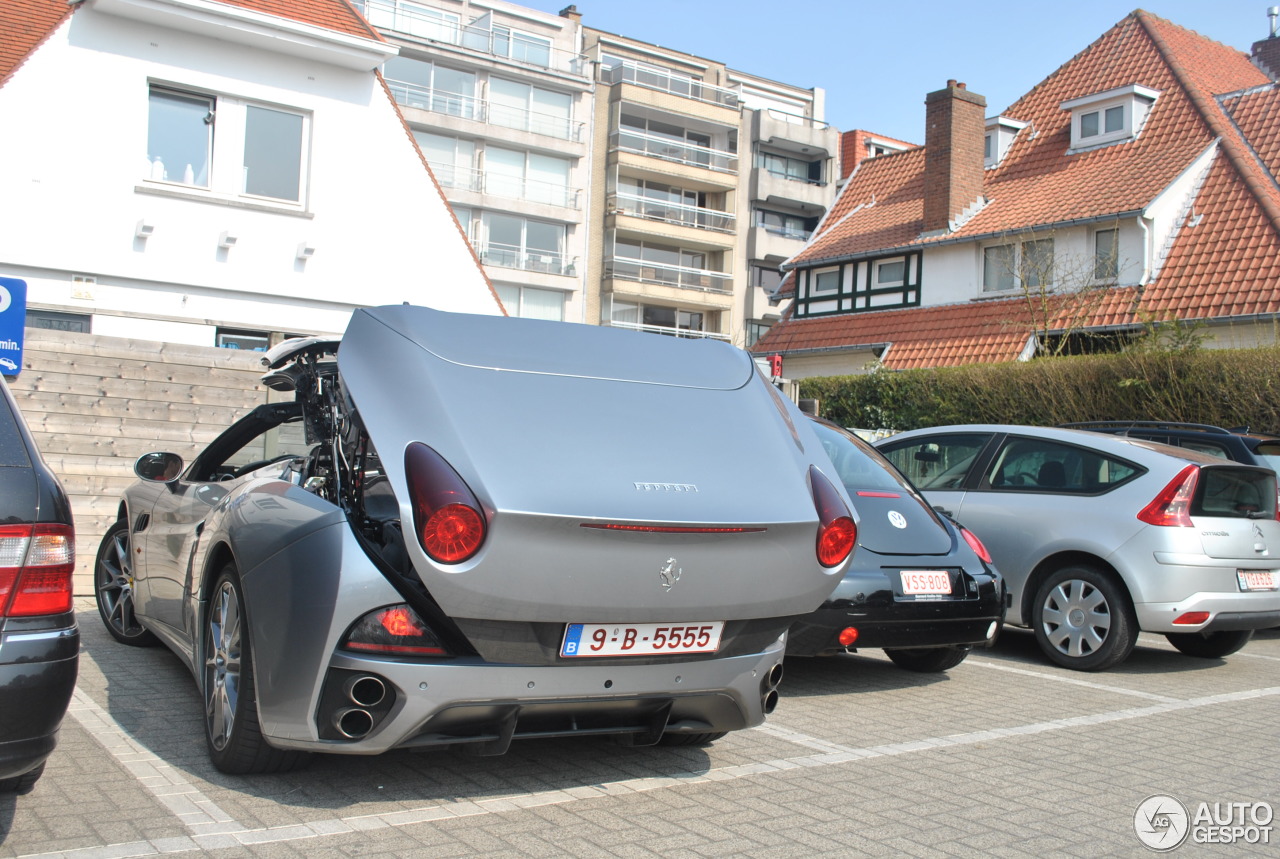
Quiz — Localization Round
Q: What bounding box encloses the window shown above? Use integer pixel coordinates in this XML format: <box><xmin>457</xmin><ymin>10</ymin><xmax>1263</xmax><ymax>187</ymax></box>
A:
<box><xmin>1094</xmin><ymin>228</ymin><xmax>1119</xmax><ymax>280</ymax></box>
<box><xmin>26</xmin><ymin>310</ymin><xmax>90</xmax><ymax>333</ymax></box>
<box><xmin>363</xmin><ymin>1</ymin><xmax>459</xmax><ymax>42</ymax></box>
<box><xmin>609</xmin><ymin>301</ymin><xmax>716</xmax><ymax>337</ymax></box>
<box><xmin>746</xmin><ymin>320</ymin><xmax>773</xmax><ymax>348</ymax></box>
<box><xmin>415</xmin><ymin>131</ymin><xmax>477</xmax><ymax>190</ymax></box>
<box><xmin>480</xmin><ymin>213</ymin><xmax>567</xmax><ymax>274</ymax></box>
<box><xmin>383</xmin><ymin>58</ymin><xmax>476</xmax><ymax>118</ymax></box>
<box><xmin>483</xmin><ymin>147</ymin><xmax>572</xmax><ymax>206</ymax></box>
<box><xmin>982</xmin><ymin>238</ymin><xmax>1054</xmax><ymax>294</ymax></box>
<box><xmin>1062</xmin><ymin>84</ymin><xmax>1159</xmax><ymax>151</ymax></box>
<box><xmin>985</xmin><ymin>437</ymin><xmax>1141</xmax><ymax>493</ymax></box>
<box><xmin>488</xmin><ymin>78</ymin><xmax>572</xmax><ymax>138</ymax></box>
<box><xmin>879</xmin><ymin>434</ymin><xmax>993</xmax><ymax>491</ymax></box>
<box><xmin>757</xmin><ymin>151</ymin><xmax>822</xmax><ymax>184</ymax></box>
<box><xmin>751</xmin><ymin>265</ymin><xmax>783</xmax><ymax>293</ymax></box>
<box><xmin>811</xmin><ymin>268</ymin><xmax>841</xmax><ymax>296</ymax></box>
<box><xmin>495</xmin><ymin>285</ymin><xmax>565</xmax><ymax>321</ymax></box>
<box><xmin>146</xmin><ymin>86</ymin><xmax>308</xmax><ymax>204</ymax></box>
<box><xmin>216</xmin><ymin>329</ymin><xmax>271</xmax><ymax>351</ymax></box>
<box><xmin>757</xmin><ymin>209</ymin><xmax>816</xmax><ymax>240</ymax></box>
<box><xmin>875</xmin><ymin>258</ymin><xmax>907</xmax><ymax>287</ymax></box>
<box><xmin>492</xmin><ymin>25</ymin><xmax>551</xmax><ymax>67</ymax></box>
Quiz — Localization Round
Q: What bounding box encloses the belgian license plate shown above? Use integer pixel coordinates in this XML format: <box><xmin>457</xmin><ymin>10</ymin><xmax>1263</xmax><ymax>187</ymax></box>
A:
<box><xmin>1238</xmin><ymin>570</ymin><xmax>1279</xmax><ymax>591</ymax></box>
<box><xmin>901</xmin><ymin>570</ymin><xmax>952</xmax><ymax>595</ymax></box>
<box><xmin>561</xmin><ymin>622</ymin><xmax>723</xmax><ymax>657</ymax></box>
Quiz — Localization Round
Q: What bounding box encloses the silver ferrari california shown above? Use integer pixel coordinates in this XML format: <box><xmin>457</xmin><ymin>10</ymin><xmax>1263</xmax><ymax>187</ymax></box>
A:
<box><xmin>94</xmin><ymin>305</ymin><xmax>856</xmax><ymax>773</ymax></box>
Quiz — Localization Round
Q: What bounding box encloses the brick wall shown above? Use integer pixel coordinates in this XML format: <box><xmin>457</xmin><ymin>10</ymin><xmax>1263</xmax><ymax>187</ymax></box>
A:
<box><xmin>922</xmin><ymin>80</ymin><xmax>986</xmax><ymax>234</ymax></box>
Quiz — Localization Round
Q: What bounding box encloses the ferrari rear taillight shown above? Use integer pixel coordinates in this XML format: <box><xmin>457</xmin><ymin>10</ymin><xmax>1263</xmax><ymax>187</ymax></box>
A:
<box><xmin>809</xmin><ymin>467</ymin><xmax>857</xmax><ymax>567</ymax></box>
<box><xmin>343</xmin><ymin>604</ymin><xmax>447</xmax><ymax>655</ymax></box>
<box><xmin>960</xmin><ymin>526</ymin><xmax>993</xmax><ymax>564</ymax></box>
<box><xmin>0</xmin><ymin>523</ymin><xmax>75</xmax><ymax>617</ymax></box>
<box><xmin>405</xmin><ymin>443</ymin><xmax>486</xmax><ymax>564</ymax></box>
<box><xmin>1137</xmin><ymin>464</ymin><xmax>1199</xmax><ymax>527</ymax></box>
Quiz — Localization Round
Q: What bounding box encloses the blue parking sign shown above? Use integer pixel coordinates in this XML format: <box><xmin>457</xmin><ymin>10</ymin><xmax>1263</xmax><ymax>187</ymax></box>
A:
<box><xmin>0</xmin><ymin>277</ymin><xmax>27</xmax><ymax>376</ymax></box>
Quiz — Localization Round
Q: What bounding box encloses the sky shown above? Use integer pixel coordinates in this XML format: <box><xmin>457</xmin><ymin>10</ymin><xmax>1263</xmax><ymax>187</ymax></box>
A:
<box><xmin>516</xmin><ymin>0</ymin><xmax>1277</xmax><ymax>143</ymax></box>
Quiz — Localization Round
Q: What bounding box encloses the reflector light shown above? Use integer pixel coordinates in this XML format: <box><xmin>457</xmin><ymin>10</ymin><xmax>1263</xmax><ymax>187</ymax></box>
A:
<box><xmin>838</xmin><ymin>627</ymin><xmax>859</xmax><ymax>646</ymax></box>
<box><xmin>343</xmin><ymin>605</ymin><xmax>447</xmax><ymax>655</ymax></box>
<box><xmin>810</xmin><ymin>467</ymin><xmax>857</xmax><ymax>567</ymax></box>
<box><xmin>960</xmin><ymin>527</ymin><xmax>993</xmax><ymax>564</ymax></box>
<box><xmin>580</xmin><ymin>523</ymin><xmax>765</xmax><ymax>534</ymax></box>
<box><xmin>0</xmin><ymin>524</ymin><xmax>75</xmax><ymax>618</ymax></box>
<box><xmin>1137</xmin><ymin>465</ymin><xmax>1199</xmax><ymax>527</ymax></box>
<box><xmin>405</xmin><ymin>443</ymin><xmax>487</xmax><ymax>564</ymax></box>
<box><xmin>1172</xmin><ymin>612</ymin><xmax>1211</xmax><ymax>625</ymax></box>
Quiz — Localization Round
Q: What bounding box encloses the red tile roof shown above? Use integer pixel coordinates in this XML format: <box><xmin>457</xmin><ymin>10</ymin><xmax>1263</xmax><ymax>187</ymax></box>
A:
<box><xmin>1</xmin><ymin>0</ymin><xmax>381</xmax><ymax>90</ymax></box>
<box><xmin>759</xmin><ymin>10</ymin><xmax>1280</xmax><ymax>370</ymax></box>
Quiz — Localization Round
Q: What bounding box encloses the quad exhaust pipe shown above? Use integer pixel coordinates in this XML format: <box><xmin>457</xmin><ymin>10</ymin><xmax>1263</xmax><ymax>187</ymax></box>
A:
<box><xmin>761</xmin><ymin>662</ymin><xmax>784</xmax><ymax>714</ymax></box>
<box><xmin>331</xmin><ymin>675</ymin><xmax>388</xmax><ymax>739</ymax></box>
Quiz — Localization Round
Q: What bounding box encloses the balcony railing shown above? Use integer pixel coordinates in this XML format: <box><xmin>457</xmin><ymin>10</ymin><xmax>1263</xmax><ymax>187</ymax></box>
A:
<box><xmin>601</xmin><ymin>60</ymin><xmax>739</xmax><ymax>108</ymax></box>
<box><xmin>357</xmin><ymin>0</ymin><xmax>587</xmax><ymax>75</ymax></box>
<box><xmin>479</xmin><ymin>242</ymin><xmax>572</xmax><ymax>275</ymax></box>
<box><xmin>610</xmin><ymin>129</ymin><xmax>737</xmax><ymax>174</ymax></box>
<box><xmin>762</xmin><ymin>107</ymin><xmax>830</xmax><ymax>130</ymax></box>
<box><xmin>388</xmin><ymin>80</ymin><xmax>585</xmax><ymax>142</ymax></box>
<box><xmin>758</xmin><ymin>223</ymin><xmax>814</xmax><ymax>241</ymax></box>
<box><xmin>609</xmin><ymin>193</ymin><xmax>735</xmax><ymax>233</ymax></box>
<box><xmin>425</xmin><ymin>162</ymin><xmax>580</xmax><ymax>208</ymax></box>
<box><xmin>605</xmin><ymin>256</ymin><xmax>733</xmax><ymax>294</ymax></box>
<box><xmin>604</xmin><ymin>319</ymin><xmax>730</xmax><ymax>341</ymax></box>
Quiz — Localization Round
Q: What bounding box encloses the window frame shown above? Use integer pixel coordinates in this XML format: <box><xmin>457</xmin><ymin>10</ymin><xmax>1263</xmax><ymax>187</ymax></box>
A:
<box><xmin>1093</xmin><ymin>228</ymin><xmax>1120</xmax><ymax>281</ymax></box>
<box><xmin>981</xmin><ymin>237</ymin><xmax>1055</xmax><ymax>295</ymax></box>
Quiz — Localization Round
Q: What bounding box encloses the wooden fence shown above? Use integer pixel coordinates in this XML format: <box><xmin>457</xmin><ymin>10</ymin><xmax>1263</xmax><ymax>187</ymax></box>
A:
<box><xmin>5</xmin><ymin>328</ymin><xmax>270</xmax><ymax>595</ymax></box>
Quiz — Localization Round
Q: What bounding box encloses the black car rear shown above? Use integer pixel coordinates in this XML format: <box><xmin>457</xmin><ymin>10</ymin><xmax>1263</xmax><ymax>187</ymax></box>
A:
<box><xmin>787</xmin><ymin>420</ymin><xmax>1006</xmax><ymax>671</ymax></box>
<box><xmin>0</xmin><ymin>378</ymin><xmax>78</xmax><ymax>793</ymax></box>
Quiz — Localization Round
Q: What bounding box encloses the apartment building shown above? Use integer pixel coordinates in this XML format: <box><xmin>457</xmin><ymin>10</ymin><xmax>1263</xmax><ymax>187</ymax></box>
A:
<box><xmin>361</xmin><ymin>1</ymin><xmax>841</xmax><ymax>347</ymax></box>
<box><xmin>358</xmin><ymin>0</ymin><xmax>593</xmax><ymax>323</ymax></box>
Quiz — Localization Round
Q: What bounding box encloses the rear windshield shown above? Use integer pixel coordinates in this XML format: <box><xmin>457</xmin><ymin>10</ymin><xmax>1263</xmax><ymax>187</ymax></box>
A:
<box><xmin>811</xmin><ymin>422</ymin><xmax>922</xmax><ymax>495</ymax></box>
<box><xmin>0</xmin><ymin>390</ymin><xmax>32</xmax><ymax>468</ymax></box>
<box><xmin>1195</xmin><ymin>467</ymin><xmax>1277</xmax><ymax>519</ymax></box>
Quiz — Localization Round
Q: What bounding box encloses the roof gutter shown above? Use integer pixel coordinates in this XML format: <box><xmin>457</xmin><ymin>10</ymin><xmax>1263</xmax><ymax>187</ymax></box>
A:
<box><xmin>782</xmin><ymin>209</ymin><xmax>1145</xmax><ymax>271</ymax></box>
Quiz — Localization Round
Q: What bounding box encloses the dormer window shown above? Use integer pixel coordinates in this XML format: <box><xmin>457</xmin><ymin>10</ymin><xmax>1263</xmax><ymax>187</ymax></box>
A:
<box><xmin>1061</xmin><ymin>84</ymin><xmax>1160</xmax><ymax>152</ymax></box>
<box><xmin>984</xmin><ymin>116</ymin><xmax>1028</xmax><ymax>168</ymax></box>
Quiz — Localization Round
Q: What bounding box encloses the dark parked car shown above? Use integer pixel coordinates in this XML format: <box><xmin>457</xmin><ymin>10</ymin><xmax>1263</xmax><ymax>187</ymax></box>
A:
<box><xmin>1061</xmin><ymin>422</ymin><xmax>1280</xmax><ymax>471</ymax></box>
<box><xmin>786</xmin><ymin>419</ymin><xmax>1005</xmax><ymax>672</ymax></box>
<box><xmin>0</xmin><ymin>378</ymin><xmax>78</xmax><ymax>793</ymax></box>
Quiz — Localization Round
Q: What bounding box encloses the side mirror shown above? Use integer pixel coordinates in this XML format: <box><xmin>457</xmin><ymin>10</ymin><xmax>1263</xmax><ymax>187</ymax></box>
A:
<box><xmin>135</xmin><ymin>452</ymin><xmax>184</xmax><ymax>483</ymax></box>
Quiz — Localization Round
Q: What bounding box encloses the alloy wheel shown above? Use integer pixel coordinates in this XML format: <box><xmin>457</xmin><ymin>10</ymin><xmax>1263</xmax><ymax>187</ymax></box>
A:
<box><xmin>205</xmin><ymin>579</ymin><xmax>243</xmax><ymax>753</ymax></box>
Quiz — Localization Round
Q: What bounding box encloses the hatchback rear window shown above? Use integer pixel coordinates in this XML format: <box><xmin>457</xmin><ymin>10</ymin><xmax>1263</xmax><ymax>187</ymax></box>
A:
<box><xmin>1195</xmin><ymin>467</ymin><xmax>1278</xmax><ymax>519</ymax></box>
<box><xmin>0</xmin><ymin>393</ymin><xmax>32</xmax><ymax>468</ymax></box>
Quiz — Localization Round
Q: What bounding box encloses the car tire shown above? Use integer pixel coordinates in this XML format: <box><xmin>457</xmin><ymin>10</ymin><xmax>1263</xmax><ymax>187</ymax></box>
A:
<box><xmin>0</xmin><ymin>763</ymin><xmax>44</xmax><ymax>794</ymax></box>
<box><xmin>658</xmin><ymin>732</ymin><xmax>727</xmax><ymax>747</ymax></box>
<box><xmin>1165</xmin><ymin>629</ymin><xmax>1254</xmax><ymax>659</ymax></box>
<box><xmin>203</xmin><ymin>564</ymin><xmax>310</xmax><ymax>774</ymax></box>
<box><xmin>95</xmin><ymin>520</ymin><xmax>159</xmax><ymax>647</ymax></box>
<box><xmin>883</xmin><ymin>645</ymin><xmax>971</xmax><ymax>672</ymax></box>
<box><xmin>1032</xmin><ymin>565</ymin><xmax>1136</xmax><ymax>672</ymax></box>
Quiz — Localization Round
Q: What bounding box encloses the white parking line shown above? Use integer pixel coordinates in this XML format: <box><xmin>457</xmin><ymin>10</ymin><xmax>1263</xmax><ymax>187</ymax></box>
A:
<box><xmin>963</xmin><ymin>658</ymin><xmax>1184</xmax><ymax>702</ymax></box>
<box><xmin>24</xmin><ymin>683</ymin><xmax>1280</xmax><ymax>859</ymax></box>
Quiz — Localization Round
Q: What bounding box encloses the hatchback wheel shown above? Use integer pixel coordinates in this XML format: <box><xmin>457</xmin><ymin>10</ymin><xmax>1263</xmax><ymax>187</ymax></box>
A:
<box><xmin>1032</xmin><ymin>565</ymin><xmax>1135</xmax><ymax>672</ymax></box>
<box><xmin>203</xmin><ymin>564</ymin><xmax>310</xmax><ymax>774</ymax></box>
<box><xmin>1165</xmin><ymin>629</ymin><xmax>1254</xmax><ymax>659</ymax></box>
<box><xmin>884</xmin><ymin>645</ymin><xmax>971</xmax><ymax>673</ymax></box>
<box><xmin>95</xmin><ymin>520</ymin><xmax>158</xmax><ymax>647</ymax></box>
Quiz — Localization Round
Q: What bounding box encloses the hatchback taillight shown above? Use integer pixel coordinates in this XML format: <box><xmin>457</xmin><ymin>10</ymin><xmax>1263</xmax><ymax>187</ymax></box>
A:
<box><xmin>1137</xmin><ymin>465</ymin><xmax>1199</xmax><ymax>527</ymax></box>
<box><xmin>405</xmin><ymin>443</ymin><xmax>487</xmax><ymax>563</ymax></box>
<box><xmin>0</xmin><ymin>523</ymin><xmax>75</xmax><ymax>617</ymax></box>
<box><xmin>809</xmin><ymin>467</ymin><xmax>857</xmax><ymax>567</ymax></box>
<box><xmin>959</xmin><ymin>526</ymin><xmax>993</xmax><ymax>564</ymax></box>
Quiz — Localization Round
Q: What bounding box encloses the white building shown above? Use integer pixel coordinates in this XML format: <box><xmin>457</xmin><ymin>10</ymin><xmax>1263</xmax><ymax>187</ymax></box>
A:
<box><xmin>0</xmin><ymin>0</ymin><xmax>502</xmax><ymax>351</ymax></box>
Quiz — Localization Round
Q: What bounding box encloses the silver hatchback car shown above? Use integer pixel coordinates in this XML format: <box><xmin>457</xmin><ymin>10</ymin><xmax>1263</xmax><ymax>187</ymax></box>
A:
<box><xmin>876</xmin><ymin>425</ymin><xmax>1280</xmax><ymax>671</ymax></box>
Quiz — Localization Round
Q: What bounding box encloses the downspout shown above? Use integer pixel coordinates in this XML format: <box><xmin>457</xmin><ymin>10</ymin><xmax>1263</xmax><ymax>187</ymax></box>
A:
<box><xmin>1136</xmin><ymin>214</ymin><xmax>1151</xmax><ymax>286</ymax></box>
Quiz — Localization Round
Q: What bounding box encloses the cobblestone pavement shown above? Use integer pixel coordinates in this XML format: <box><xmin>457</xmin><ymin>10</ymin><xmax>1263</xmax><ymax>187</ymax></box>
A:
<box><xmin>2</xmin><ymin>599</ymin><xmax>1277</xmax><ymax>858</ymax></box>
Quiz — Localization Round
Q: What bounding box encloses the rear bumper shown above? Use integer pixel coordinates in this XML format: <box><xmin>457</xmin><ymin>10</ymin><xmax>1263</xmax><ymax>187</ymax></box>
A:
<box><xmin>1134</xmin><ymin>591</ymin><xmax>1280</xmax><ymax>633</ymax></box>
<box><xmin>0</xmin><ymin>620</ymin><xmax>79</xmax><ymax>781</ymax></box>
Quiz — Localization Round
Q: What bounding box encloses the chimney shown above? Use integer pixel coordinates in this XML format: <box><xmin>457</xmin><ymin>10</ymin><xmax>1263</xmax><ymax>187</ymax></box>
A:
<box><xmin>559</xmin><ymin>5</ymin><xmax>582</xmax><ymax>22</ymax></box>
<box><xmin>1251</xmin><ymin>6</ymin><xmax>1280</xmax><ymax>80</ymax></box>
<box><xmin>922</xmin><ymin>80</ymin><xmax>986</xmax><ymax>234</ymax></box>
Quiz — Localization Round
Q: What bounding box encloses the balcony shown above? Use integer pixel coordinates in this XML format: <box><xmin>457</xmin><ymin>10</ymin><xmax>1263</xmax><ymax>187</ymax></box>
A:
<box><xmin>608</xmin><ymin>192</ymin><xmax>735</xmax><ymax>234</ymax></box>
<box><xmin>749</xmin><ymin>168</ymin><xmax>831</xmax><ymax>211</ymax></box>
<box><xmin>751</xmin><ymin>108</ymin><xmax>838</xmax><ymax>157</ymax></box>
<box><xmin>610</xmin><ymin>129</ymin><xmax>737</xmax><ymax>174</ymax></box>
<box><xmin>479</xmin><ymin>242</ymin><xmax>572</xmax><ymax>276</ymax></box>
<box><xmin>601</xmin><ymin>60</ymin><xmax>739</xmax><ymax>108</ymax></box>
<box><xmin>605</xmin><ymin>257</ymin><xmax>732</xmax><ymax>295</ymax></box>
<box><xmin>357</xmin><ymin>0</ymin><xmax>587</xmax><ymax>76</ymax></box>
<box><xmin>748</xmin><ymin>224</ymin><xmax>813</xmax><ymax>261</ymax></box>
<box><xmin>602</xmin><ymin>320</ymin><xmax>730</xmax><ymax>341</ymax></box>
<box><xmin>427</xmin><ymin>162</ymin><xmax>581</xmax><ymax>209</ymax></box>
<box><xmin>389</xmin><ymin>80</ymin><xmax>585</xmax><ymax>142</ymax></box>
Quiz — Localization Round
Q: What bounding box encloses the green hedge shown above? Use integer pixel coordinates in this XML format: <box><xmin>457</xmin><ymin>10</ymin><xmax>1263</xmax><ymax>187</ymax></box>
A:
<box><xmin>799</xmin><ymin>345</ymin><xmax>1280</xmax><ymax>433</ymax></box>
